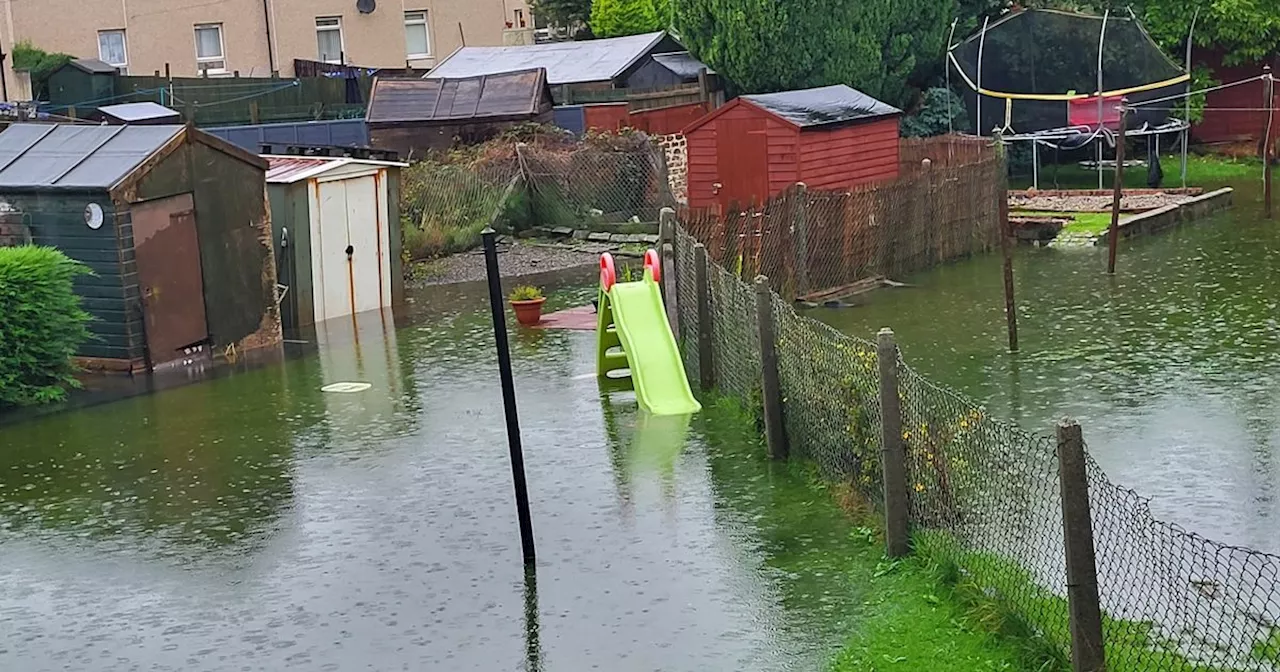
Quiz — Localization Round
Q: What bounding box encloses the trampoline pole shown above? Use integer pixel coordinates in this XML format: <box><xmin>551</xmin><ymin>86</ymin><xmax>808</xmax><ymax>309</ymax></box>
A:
<box><xmin>1097</xmin><ymin>10</ymin><xmax>1108</xmax><ymax>191</ymax></box>
<box><xmin>977</xmin><ymin>16</ymin><xmax>989</xmax><ymax>136</ymax></box>
<box><xmin>1184</xmin><ymin>9</ymin><xmax>1198</xmax><ymax>189</ymax></box>
<box><xmin>1032</xmin><ymin>141</ymin><xmax>1039</xmax><ymax>190</ymax></box>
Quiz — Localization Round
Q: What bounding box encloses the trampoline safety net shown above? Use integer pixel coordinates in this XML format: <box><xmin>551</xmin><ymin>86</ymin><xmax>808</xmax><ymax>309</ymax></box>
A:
<box><xmin>949</xmin><ymin>9</ymin><xmax>1189</xmax><ymax>137</ymax></box>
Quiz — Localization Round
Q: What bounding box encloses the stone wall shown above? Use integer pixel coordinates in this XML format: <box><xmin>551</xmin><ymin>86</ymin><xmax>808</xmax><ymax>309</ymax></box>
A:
<box><xmin>657</xmin><ymin>133</ymin><xmax>688</xmax><ymax>205</ymax></box>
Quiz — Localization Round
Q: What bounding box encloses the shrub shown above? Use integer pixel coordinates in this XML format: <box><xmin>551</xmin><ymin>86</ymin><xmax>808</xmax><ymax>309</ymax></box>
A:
<box><xmin>902</xmin><ymin>87</ymin><xmax>969</xmax><ymax>138</ymax></box>
<box><xmin>0</xmin><ymin>246</ymin><xmax>93</xmax><ymax>407</ymax></box>
<box><xmin>509</xmin><ymin>285</ymin><xmax>544</xmax><ymax>301</ymax></box>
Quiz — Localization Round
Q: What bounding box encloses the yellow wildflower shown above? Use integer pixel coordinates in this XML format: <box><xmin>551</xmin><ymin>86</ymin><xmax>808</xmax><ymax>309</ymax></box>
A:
<box><xmin>914</xmin><ymin>483</ymin><xmax>925</xmax><ymax>493</ymax></box>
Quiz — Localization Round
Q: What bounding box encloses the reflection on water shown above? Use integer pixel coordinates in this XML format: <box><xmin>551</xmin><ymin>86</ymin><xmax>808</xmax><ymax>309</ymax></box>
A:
<box><xmin>0</xmin><ymin>280</ymin><xmax>870</xmax><ymax>671</ymax></box>
<box><xmin>813</xmin><ymin>181</ymin><xmax>1280</xmax><ymax>552</ymax></box>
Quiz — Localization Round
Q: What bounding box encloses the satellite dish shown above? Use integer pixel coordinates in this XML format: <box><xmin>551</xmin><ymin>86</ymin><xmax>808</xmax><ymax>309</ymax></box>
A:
<box><xmin>356</xmin><ymin>0</ymin><xmax>375</xmax><ymax>13</ymax></box>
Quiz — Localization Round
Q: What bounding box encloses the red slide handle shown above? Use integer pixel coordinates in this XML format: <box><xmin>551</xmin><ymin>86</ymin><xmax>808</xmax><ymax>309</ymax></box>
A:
<box><xmin>643</xmin><ymin>249</ymin><xmax>661</xmax><ymax>284</ymax></box>
<box><xmin>600</xmin><ymin>252</ymin><xmax>616</xmax><ymax>291</ymax></box>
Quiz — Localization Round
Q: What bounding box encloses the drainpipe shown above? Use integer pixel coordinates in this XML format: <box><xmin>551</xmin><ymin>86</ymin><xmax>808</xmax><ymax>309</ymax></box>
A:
<box><xmin>262</xmin><ymin>0</ymin><xmax>277</xmax><ymax>74</ymax></box>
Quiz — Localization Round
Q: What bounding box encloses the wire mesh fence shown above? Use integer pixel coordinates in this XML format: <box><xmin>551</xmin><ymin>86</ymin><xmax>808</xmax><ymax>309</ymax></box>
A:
<box><xmin>681</xmin><ymin>141</ymin><xmax>1004</xmax><ymax>300</ymax></box>
<box><xmin>670</xmin><ymin>217</ymin><xmax>1280</xmax><ymax>670</ymax></box>
<box><xmin>400</xmin><ymin>138</ymin><xmax>676</xmax><ymax>260</ymax></box>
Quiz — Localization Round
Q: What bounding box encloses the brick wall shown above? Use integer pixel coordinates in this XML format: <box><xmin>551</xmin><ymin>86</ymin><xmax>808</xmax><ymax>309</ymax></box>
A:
<box><xmin>658</xmin><ymin>133</ymin><xmax>688</xmax><ymax>204</ymax></box>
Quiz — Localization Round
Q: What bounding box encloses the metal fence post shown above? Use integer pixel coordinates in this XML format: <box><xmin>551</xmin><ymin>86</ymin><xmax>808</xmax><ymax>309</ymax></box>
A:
<box><xmin>1056</xmin><ymin>418</ymin><xmax>1107</xmax><ymax>672</ymax></box>
<box><xmin>694</xmin><ymin>243</ymin><xmax>715</xmax><ymax>391</ymax></box>
<box><xmin>791</xmin><ymin>182</ymin><xmax>810</xmax><ymax>299</ymax></box>
<box><xmin>877</xmin><ymin>328</ymin><xmax>910</xmax><ymax>558</ymax></box>
<box><xmin>754</xmin><ymin>276</ymin><xmax>788</xmax><ymax>460</ymax></box>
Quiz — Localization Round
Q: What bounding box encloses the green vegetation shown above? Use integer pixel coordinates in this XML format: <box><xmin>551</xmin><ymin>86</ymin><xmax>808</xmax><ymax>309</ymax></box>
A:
<box><xmin>1012</xmin><ymin>211</ymin><xmax>1117</xmax><ymax>236</ymax></box>
<box><xmin>1010</xmin><ymin>155</ymin><xmax>1259</xmax><ymax>191</ymax></box>
<box><xmin>589</xmin><ymin>0</ymin><xmax>666</xmax><ymax>38</ymax></box>
<box><xmin>902</xmin><ymin>88</ymin><xmax>970</xmax><ymax>138</ymax></box>
<box><xmin>11</xmin><ymin>40</ymin><xmax>73</xmax><ymax>100</ymax></box>
<box><xmin>509</xmin><ymin>285</ymin><xmax>544</xmax><ymax>301</ymax></box>
<box><xmin>697</xmin><ymin>396</ymin><xmax>1044</xmax><ymax>672</ymax></box>
<box><xmin>0</xmin><ymin>246</ymin><xmax>93</xmax><ymax>408</ymax></box>
<box><xmin>1253</xmin><ymin>628</ymin><xmax>1280</xmax><ymax>666</ymax></box>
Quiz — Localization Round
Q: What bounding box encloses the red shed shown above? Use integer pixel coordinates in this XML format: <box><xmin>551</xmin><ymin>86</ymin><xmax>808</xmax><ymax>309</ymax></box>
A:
<box><xmin>684</xmin><ymin>85</ymin><xmax>901</xmax><ymax>210</ymax></box>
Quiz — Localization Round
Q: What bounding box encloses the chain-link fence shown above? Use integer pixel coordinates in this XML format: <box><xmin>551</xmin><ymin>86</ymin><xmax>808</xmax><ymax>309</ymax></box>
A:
<box><xmin>680</xmin><ymin>140</ymin><xmax>1004</xmax><ymax>301</ymax></box>
<box><xmin>670</xmin><ymin>219</ymin><xmax>1280</xmax><ymax>670</ymax></box>
<box><xmin>400</xmin><ymin>139</ymin><xmax>675</xmax><ymax>260</ymax></box>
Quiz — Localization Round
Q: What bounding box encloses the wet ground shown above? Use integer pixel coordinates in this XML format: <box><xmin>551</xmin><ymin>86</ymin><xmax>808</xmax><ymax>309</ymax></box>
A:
<box><xmin>0</xmin><ymin>275</ymin><xmax>867</xmax><ymax>671</ymax></box>
<box><xmin>815</xmin><ymin>178</ymin><xmax>1280</xmax><ymax>553</ymax></box>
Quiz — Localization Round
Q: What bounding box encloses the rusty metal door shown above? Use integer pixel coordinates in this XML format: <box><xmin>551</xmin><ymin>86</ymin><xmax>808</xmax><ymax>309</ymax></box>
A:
<box><xmin>716</xmin><ymin>116</ymin><xmax>769</xmax><ymax>211</ymax></box>
<box><xmin>132</xmin><ymin>193</ymin><xmax>208</xmax><ymax>366</ymax></box>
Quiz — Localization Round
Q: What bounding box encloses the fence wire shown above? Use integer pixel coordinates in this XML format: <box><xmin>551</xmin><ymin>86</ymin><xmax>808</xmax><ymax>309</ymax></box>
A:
<box><xmin>672</xmin><ymin>207</ymin><xmax>1280</xmax><ymax>669</ymax></box>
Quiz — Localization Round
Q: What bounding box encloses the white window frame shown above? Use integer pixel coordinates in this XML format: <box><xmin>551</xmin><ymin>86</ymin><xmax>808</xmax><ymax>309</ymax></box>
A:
<box><xmin>194</xmin><ymin>23</ymin><xmax>227</xmax><ymax>75</ymax></box>
<box><xmin>316</xmin><ymin>16</ymin><xmax>345</xmax><ymax>64</ymax></box>
<box><xmin>98</xmin><ymin>29</ymin><xmax>128</xmax><ymax>71</ymax></box>
<box><xmin>404</xmin><ymin>11</ymin><xmax>430</xmax><ymax>59</ymax></box>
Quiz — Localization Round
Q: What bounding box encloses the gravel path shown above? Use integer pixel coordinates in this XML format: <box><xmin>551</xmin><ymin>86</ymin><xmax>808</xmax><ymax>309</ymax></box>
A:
<box><xmin>1009</xmin><ymin>192</ymin><xmax>1195</xmax><ymax>212</ymax></box>
<box><xmin>410</xmin><ymin>240</ymin><xmax>605</xmax><ymax>286</ymax></box>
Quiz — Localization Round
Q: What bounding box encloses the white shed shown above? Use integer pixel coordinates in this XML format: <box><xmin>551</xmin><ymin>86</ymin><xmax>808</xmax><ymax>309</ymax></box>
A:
<box><xmin>265</xmin><ymin>155</ymin><xmax>408</xmax><ymax>332</ymax></box>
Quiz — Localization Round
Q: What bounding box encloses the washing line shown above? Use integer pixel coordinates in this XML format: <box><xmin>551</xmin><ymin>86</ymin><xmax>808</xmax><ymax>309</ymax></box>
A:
<box><xmin>1127</xmin><ymin>74</ymin><xmax>1269</xmax><ymax>108</ymax></box>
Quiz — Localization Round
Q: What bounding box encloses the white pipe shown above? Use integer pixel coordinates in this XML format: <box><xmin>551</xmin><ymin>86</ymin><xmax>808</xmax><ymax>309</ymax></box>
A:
<box><xmin>1183</xmin><ymin>8</ymin><xmax>1199</xmax><ymax>188</ymax></box>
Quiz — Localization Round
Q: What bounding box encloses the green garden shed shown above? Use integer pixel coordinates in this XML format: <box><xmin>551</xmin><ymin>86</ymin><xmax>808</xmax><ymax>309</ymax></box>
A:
<box><xmin>46</xmin><ymin>59</ymin><xmax>119</xmax><ymax>116</ymax></box>
<box><xmin>265</xmin><ymin>154</ymin><xmax>406</xmax><ymax>334</ymax></box>
<box><xmin>0</xmin><ymin>123</ymin><xmax>281</xmax><ymax>373</ymax></box>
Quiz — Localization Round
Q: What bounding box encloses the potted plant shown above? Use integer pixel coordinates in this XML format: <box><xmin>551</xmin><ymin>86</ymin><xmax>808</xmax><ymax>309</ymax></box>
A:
<box><xmin>509</xmin><ymin>285</ymin><xmax>546</xmax><ymax>326</ymax></box>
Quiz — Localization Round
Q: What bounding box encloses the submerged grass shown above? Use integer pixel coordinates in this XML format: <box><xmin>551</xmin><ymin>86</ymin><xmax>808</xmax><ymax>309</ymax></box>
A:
<box><xmin>696</xmin><ymin>395</ymin><xmax>1044</xmax><ymax>672</ymax></box>
<box><xmin>1011</xmin><ymin>210</ymin><xmax>1117</xmax><ymax>236</ymax></box>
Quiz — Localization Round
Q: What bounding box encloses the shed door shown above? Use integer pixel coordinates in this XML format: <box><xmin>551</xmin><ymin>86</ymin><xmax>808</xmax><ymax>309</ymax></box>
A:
<box><xmin>132</xmin><ymin>193</ymin><xmax>209</xmax><ymax>365</ymax></box>
<box><xmin>716</xmin><ymin>116</ymin><xmax>770</xmax><ymax>210</ymax></box>
<box><xmin>313</xmin><ymin>174</ymin><xmax>388</xmax><ymax>322</ymax></box>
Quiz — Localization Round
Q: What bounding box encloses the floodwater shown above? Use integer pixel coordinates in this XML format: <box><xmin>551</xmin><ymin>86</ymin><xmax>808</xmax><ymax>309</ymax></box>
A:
<box><xmin>815</xmin><ymin>178</ymin><xmax>1280</xmax><ymax>553</ymax></box>
<box><xmin>0</xmin><ymin>271</ymin><xmax>867</xmax><ymax>671</ymax></box>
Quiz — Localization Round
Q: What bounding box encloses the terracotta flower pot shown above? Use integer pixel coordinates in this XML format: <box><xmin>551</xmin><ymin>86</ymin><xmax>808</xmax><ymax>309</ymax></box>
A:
<box><xmin>510</xmin><ymin>297</ymin><xmax>546</xmax><ymax>326</ymax></box>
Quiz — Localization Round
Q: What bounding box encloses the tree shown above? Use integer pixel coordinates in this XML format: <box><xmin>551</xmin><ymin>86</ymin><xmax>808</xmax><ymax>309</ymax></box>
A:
<box><xmin>529</xmin><ymin>0</ymin><xmax>592</xmax><ymax>33</ymax></box>
<box><xmin>590</xmin><ymin>0</ymin><xmax>663</xmax><ymax>38</ymax></box>
<box><xmin>11</xmin><ymin>41</ymin><xmax>73</xmax><ymax>101</ymax></box>
<box><xmin>675</xmin><ymin>0</ymin><xmax>953</xmax><ymax>108</ymax></box>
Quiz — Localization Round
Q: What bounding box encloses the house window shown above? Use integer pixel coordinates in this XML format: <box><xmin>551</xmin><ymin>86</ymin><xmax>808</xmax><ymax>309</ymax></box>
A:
<box><xmin>514</xmin><ymin>9</ymin><xmax>526</xmax><ymax>28</ymax></box>
<box><xmin>194</xmin><ymin>24</ymin><xmax>226</xmax><ymax>74</ymax></box>
<box><xmin>405</xmin><ymin>11</ymin><xmax>430</xmax><ymax>58</ymax></box>
<box><xmin>98</xmin><ymin>30</ymin><xmax>127</xmax><ymax>71</ymax></box>
<box><xmin>316</xmin><ymin>17</ymin><xmax>344</xmax><ymax>64</ymax></box>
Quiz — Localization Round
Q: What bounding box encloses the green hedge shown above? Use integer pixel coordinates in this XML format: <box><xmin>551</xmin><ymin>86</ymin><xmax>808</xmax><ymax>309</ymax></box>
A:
<box><xmin>0</xmin><ymin>246</ymin><xmax>93</xmax><ymax>408</ymax></box>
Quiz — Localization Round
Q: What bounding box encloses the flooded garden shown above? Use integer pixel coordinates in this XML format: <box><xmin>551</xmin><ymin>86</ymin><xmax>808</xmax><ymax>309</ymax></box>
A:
<box><xmin>0</xmin><ymin>272</ymin><xmax>881</xmax><ymax>671</ymax></box>
<box><xmin>816</xmin><ymin>177</ymin><xmax>1280</xmax><ymax>554</ymax></box>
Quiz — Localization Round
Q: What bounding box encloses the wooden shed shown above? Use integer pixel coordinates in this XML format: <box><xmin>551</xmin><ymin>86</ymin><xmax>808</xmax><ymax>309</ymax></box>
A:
<box><xmin>95</xmin><ymin>102</ymin><xmax>182</xmax><ymax>125</ymax></box>
<box><xmin>366</xmin><ymin>68</ymin><xmax>553</xmax><ymax>157</ymax></box>
<box><xmin>266</xmin><ymin>154</ymin><xmax>407</xmax><ymax>333</ymax></box>
<box><xmin>46</xmin><ymin>59</ymin><xmax>118</xmax><ymax>116</ymax></box>
<box><xmin>684</xmin><ymin>85</ymin><xmax>902</xmax><ymax>210</ymax></box>
<box><xmin>0</xmin><ymin>123</ymin><xmax>280</xmax><ymax>373</ymax></box>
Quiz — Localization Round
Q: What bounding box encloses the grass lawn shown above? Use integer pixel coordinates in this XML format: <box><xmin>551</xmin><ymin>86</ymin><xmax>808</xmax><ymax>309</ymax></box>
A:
<box><xmin>1010</xmin><ymin>154</ymin><xmax>1259</xmax><ymax>191</ymax></box>
<box><xmin>1010</xmin><ymin>210</ymin><xmax>1119</xmax><ymax>236</ymax></box>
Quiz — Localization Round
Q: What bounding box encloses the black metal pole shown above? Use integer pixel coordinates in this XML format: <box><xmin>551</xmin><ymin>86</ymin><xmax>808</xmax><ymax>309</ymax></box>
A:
<box><xmin>482</xmin><ymin>227</ymin><xmax>536</xmax><ymax>566</ymax></box>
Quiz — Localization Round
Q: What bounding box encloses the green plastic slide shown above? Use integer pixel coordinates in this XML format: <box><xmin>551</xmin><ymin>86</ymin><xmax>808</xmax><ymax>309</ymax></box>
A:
<box><xmin>596</xmin><ymin>252</ymin><xmax>701</xmax><ymax>416</ymax></box>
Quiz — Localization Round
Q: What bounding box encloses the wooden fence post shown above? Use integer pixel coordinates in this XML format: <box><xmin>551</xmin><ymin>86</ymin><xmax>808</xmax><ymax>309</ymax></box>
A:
<box><xmin>694</xmin><ymin>243</ymin><xmax>715</xmax><ymax>391</ymax></box>
<box><xmin>877</xmin><ymin>328</ymin><xmax>910</xmax><ymax>558</ymax></box>
<box><xmin>1056</xmin><ymin>418</ymin><xmax>1107</xmax><ymax>672</ymax></box>
<box><xmin>755</xmin><ymin>276</ymin><xmax>788</xmax><ymax>460</ymax></box>
<box><xmin>791</xmin><ymin>182</ymin><xmax>810</xmax><ymax>299</ymax></box>
<box><xmin>660</xmin><ymin>205</ymin><xmax>679</xmax><ymax>335</ymax></box>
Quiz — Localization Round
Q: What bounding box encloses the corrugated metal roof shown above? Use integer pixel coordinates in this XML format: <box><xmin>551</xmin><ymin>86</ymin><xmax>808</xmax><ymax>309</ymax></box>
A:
<box><xmin>264</xmin><ymin>155</ymin><xmax>408</xmax><ymax>184</ymax></box>
<box><xmin>98</xmin><ymin>102</ymin><xmax>180</xmax><ymax>122</ymax></box>
<box><xmin>0</xmin><ymin>124</ymin><xmax>183</xmax><ymax>189</ymax></box>
<box><xmin>368</xmin><ymin>69</ymin><xmax>551</xmax><ymax>124</ymax></box>
<box><xmin>651</xmin><ymin>52</ymin><xmax>713</xmax><ymax>79</ymax></box>
<box><xmin>742</xmin><ymin>85</ymin><xmax>901</xmax><ymax>128</ymax></box>
<box><xmin>426</xmin><ymin>32</ymin><xmax>668</xmax><ymax>85</ymax></box>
